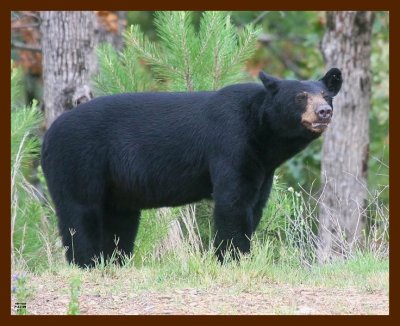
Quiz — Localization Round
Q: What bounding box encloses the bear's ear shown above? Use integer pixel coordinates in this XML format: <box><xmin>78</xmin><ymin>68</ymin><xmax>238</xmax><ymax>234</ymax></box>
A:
<box><xmin>320</xmin><ymin>68</ymin><xmax>343</xmax><ymax>96</ymax></box>
<box><xmin>259</xmin><ymin>71</ymin><xmax>280</xmax><ymax>94</ymax></box>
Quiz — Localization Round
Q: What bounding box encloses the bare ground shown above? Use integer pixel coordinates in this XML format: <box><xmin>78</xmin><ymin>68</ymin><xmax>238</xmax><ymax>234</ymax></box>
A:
<box><xmin>11</xmin><ymin>274</ymin><xmax>388</xmax><ymax>315</ymax></box>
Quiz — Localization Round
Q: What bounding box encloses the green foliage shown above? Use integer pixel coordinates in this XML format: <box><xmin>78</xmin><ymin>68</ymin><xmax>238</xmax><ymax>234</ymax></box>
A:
<box><xmin>126</xmin><ymin>11</ymin><xmax>158</xmax><ymax>41</ymax></box>
<box><xmin>133</xmin><ymin>209</ymin><xmax>178</xmax><ymax>265</ymax></box>
<box><xmin>11</xmin><ymin>64</ymin><xmax>60</xmax><ymax>271</ymax></box>
<box><xmin>255</xmin><ymin>175</ymin><xmax>317</xmax><ymax>265</ymax></box>
<box><xmin>368</xmin><ymin>12</ymin><xmax>389</xmax><ymax>204</ymax></box>
<box><xmin>191</xmin><ymin>201</ymin><xmax>214</xmax><ymax>247</ymax></box>
<box><xmin>11</xmin><ymin>64</ymin><xmax>40</xmax><ymax>188</ymax></box>
<box><xmin>12</xmin><ymin>273</ymin><xmax>31</xmax><ymax>315</ymax></box>
<box><xmin>67</xmin><ymin>276</ymin><xmax>81</xmax><ymax>315</ymax></box>
<box><xmin>11</xmin><ymin>100</ymin><xmax>40</xmax><ymax>176</ymax></box>
<box><xmin>257</xmin><ymin>175</ymin><xmax>389</xmax><ymax>266</ymax></box>
<box><xmin>256</xmin><ymin>176</ymin><xmax>297</xmax><ymax>242</ymax></box>
<box><xmin>124</xmin><ymin>11</ymin><xmax>261</xmax><ymax>91</ymax></box>
<box><xmin>232</xmin><ymin>11</ymin><xmax>325</xmax><ymax>79</ymax></box>
<box><xmin>93</xmin><ymin>42</ymin><xmax>153</xmax><ymax>96</ymax></box>
<box><xmin>11</xmin><ymin>61</ymin><xmax>23</xmax><ymax>108</ymax></box>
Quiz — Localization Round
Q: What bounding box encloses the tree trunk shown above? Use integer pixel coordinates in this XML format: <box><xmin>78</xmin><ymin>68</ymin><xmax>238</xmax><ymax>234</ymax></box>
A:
<box><xmin>318</xmin><ymin>11</ymin><xmax>374</xmax><ymax>263</ymax></box>
<box><xmin>40</xmin><ymin>11</ymin><xmax>97</xmax><ymax>129</ymax></box>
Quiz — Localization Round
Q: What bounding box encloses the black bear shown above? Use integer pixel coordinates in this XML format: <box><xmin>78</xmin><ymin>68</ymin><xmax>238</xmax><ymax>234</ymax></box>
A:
<box><xmin>41</xmin><ymin>68</ymin><xmax>342</xmax><ymax>267</ymax></box>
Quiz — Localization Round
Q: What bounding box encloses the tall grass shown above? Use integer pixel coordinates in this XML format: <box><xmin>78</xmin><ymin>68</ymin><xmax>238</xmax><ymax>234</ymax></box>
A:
<box><xmin>131</xmin><ymin>170</ymin><xmax>388</xmax><ymax>270</ymax></box>
<box><xmin>11</xmin><ymin>64</ymin><xmax>61</xmax><ymax>272</ymax></box>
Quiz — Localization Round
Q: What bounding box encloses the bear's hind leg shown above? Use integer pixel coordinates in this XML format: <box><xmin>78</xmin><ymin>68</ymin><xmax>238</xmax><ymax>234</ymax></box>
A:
<box><xmin>56</xmin><ymin>201</ymin><xmax>104</xmax><ymax>268</ymax></box>
<box><xmin>102</xmin><ymin>206</ymin><xmax>141</xmax><ymax>265</ymax></box>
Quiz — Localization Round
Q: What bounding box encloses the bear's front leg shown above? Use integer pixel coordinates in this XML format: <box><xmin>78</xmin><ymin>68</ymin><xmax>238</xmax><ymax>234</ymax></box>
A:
<box><xmin>211</xmin><ymin>162</ymin><xmax>261</xmax><ymax>262</ymax></box>
<box><xmin>213</xmin><ymin>202</ymin><xmax>254</xmax><ymax>262</ymax></box>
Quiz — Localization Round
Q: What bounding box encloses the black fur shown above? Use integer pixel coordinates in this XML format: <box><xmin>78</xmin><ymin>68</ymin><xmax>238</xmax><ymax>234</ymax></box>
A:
<box><xmin>41</xmin><ymin>68</ymin><xmax>342</xmax><ymax>267</ymax></box>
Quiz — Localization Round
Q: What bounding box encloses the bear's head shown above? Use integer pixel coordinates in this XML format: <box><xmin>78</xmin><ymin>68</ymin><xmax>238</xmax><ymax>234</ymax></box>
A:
<box><xmin>259</xmin><ymin>68</ymin><xmax>342</xmax><ymax>137</ymax></box>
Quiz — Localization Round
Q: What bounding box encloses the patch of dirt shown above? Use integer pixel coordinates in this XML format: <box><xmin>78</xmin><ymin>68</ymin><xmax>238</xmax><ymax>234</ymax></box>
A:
<box><xmin>11</xmin><ymin>275</ymin><xmax>388</xmax><ymax>315</ymax></box>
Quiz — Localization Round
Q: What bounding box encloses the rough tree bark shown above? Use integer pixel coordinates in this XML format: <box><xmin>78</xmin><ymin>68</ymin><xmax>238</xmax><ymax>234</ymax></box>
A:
<box><xmin>40</xmin><ymin>11</ymin><xmax>97</xmax><ymax>129</ymax></box>
<box><xmin>318</xmin><ymin>11</ymin><xmax>375</xmax><ymax>262</ymax></box>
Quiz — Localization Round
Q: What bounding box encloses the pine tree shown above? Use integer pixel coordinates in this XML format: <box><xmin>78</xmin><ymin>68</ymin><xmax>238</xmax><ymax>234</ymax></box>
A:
<box><xmin>94</xmin><ymin>11</ymin><xmax>260</xmax><ymax>94</ymax></box>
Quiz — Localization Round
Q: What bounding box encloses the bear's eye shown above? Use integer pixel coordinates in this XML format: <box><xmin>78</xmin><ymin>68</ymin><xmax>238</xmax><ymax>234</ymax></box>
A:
<box><xmin>321</xmin><ymin>91</ymin><xmax>333</xmax><ymax>104</ymax></box>
<box><xmin>295</xmin><ymin>92</ymin><xmax>308</xmax><ymax>103</ymax></box>
<box><xmin>323</xmin><ymin>95</ymin><xmax>333</xmax><ymax>105</ymax></box>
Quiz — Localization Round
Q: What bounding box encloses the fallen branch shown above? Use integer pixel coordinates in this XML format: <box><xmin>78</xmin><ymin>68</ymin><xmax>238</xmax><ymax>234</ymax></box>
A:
<box><xmin>11</xmin><ymin>41</ymin><xmax>41</xmax><ymax>52</ymax></box>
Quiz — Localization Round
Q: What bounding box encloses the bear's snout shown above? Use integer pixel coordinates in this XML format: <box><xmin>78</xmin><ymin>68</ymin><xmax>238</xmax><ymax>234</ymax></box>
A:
<box><xmin>301</xmin><ymin>93</ymin><xmax>334</xmax><ymax>133</ymax></box>
<box><xmin>315</xmin><ymin>104</ymin><xmax>332</xmax><ymax>121</ymax></box>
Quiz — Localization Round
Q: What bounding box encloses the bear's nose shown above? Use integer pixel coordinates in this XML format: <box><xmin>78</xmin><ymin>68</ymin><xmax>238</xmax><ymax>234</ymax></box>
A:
<box><xmin>315</xmin><ymin>105</ymin><xmax>332</xmax><ymax>120</ymax></box>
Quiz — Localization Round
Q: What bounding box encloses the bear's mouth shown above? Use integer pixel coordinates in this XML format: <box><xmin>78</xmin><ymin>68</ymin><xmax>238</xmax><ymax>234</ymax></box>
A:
<box><xmin>302</xmin><ymin>121</ymin><xmax>330</xmax><ymax>132</ymax></box>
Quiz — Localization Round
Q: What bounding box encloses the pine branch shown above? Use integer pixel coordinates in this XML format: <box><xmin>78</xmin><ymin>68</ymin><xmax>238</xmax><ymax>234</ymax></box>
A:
<box><xmin>220</xmin><ymin>25</ymin><xmax>261</xmax><ymax>85</ymax></box>
<box><xmin>94</xmin><ymin>44</ymin><xmax>127</xmax><ymax>95</ymax></box>
<box><xmin>121</xmin><ymin>46</ymin><xmax>153</xmax><ymax>92</ymax></box>
<box><xmin>197</xmin><ymin>12</ymin><xmax>219</xmax><ymax>59</ymax></box>
<box><xmin>154</xmin><ymin>11</ymin><xmax>197</xmax><ymax>91</ymax></box>
<box><xmin>94</xmin><ymin>11</ymin><xmax>259</xmax><ymax>94</ymax></box>
<box><xmin>124</xmin><ymin>25</ymin><xmax>183</xmax><ymax>84</ymax></box>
